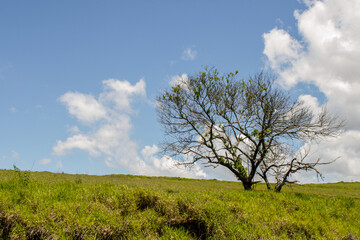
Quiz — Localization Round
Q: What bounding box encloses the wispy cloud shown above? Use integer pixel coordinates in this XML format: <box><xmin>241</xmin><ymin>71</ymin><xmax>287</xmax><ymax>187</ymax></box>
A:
<box><xmin>56</xmin><ymin>161</ymin><xmax>63</xmax><ymax>169</ymax></box>
<box><xmin>1</xmin><ymin>150</ymin><xmax>20</xmax><ymax>160</ymax></box>
<box><xmin>39</xmin><ymin>158</ymin><xmax>51</xmax><ymax>165</ymax></box>
<box><xmin>182</xmin><ymin>47</ymin><xmax>197</xmax><ymax>61</ymax></box>
<box><xmin>11</xmin><ymin>150</ymin><xmax>19</xmax><ymax>159</ymax></box>
<box><xmin>67</xmin><ymin>125</ymin><xmax>80</xmax><ymax>134</ymax></box>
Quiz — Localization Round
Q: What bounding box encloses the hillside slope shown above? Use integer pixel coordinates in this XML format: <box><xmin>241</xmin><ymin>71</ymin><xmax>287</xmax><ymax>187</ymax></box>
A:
<box><xmin>0</xmin><ymin>169</ymin><xmax>359</xmax><ymax>239</ymax></box>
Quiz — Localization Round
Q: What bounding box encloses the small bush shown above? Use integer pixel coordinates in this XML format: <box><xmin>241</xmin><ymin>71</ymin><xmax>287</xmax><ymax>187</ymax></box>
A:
<box><xmin>13</xmin><ymin>164</ymin><xmax>31</xmax><ymax>187</ymax></box>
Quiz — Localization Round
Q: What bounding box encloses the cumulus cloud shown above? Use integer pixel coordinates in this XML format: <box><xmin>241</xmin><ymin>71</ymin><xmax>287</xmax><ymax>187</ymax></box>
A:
<box><xmin>263</xmin><ymin>28</ymin><xmax>302</xmax><ymax>74</ymax></box>
<box><xmin>309</xmin><ymin>130</ymin><xmax>360</xmax><ymax>181</ymax></box>
<box><xmin>53</xmin><ymin>78</ymin><xmax>206</xmax><ymax>179</ymax></box>
<box><xmin>53</xmin><ymin>134</ymin><xmax>100</xmax><ymax>156</ymax></box>
<box><xmin>100</xmin><ymin>78</ymin><xmax>146</xmax><ymax>111</ymax></box>
<box><xmin>263</xmin><ymin>0</ymin><xmax>360</xmax><ymax>182</ymax></box>
<box><xmin>141</xmin><ymin>145</ymin><xmax>206</xmax><ymax>178</ymax></box>
<box><xmin>182</xmin><ymin>47</ymin><xmax>197</xmax><ymax>61</ymax></box>
<box><xmin>59</xmin><ymin>92</ymin><xmax>107</xmax><ymax>124</ymax></box>
<box><xmin>298</xmin><ymin>94</ymin><xmax>322</xmax><ymax>115</ymax></box>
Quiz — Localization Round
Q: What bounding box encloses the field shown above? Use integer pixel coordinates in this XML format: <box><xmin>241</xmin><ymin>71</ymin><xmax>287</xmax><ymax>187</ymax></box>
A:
<box><xmin>0</xmin><ymin>169</ymin><xmax>359</xmax><ymax>239</ymax></box>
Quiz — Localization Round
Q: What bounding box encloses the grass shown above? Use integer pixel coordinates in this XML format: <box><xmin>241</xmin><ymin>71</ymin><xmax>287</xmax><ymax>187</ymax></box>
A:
<box><xmin>0</xmin><ymin>169</ymin><xmax>359</xmax><ymax>239</ymax></box>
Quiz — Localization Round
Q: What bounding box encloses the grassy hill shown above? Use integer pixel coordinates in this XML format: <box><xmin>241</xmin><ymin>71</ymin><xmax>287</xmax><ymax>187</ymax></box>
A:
<box><xmin>0</xmin><ymin>169</ymin><xmax>359</xmax><ymax>239</ymax></box>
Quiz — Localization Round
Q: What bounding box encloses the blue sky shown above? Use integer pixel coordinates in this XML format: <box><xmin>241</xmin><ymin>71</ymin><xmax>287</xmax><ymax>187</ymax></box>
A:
<box><xmin>1</xmin><ymin>1</ymin><xmax>359</xmax><ymax>182</ymax></box>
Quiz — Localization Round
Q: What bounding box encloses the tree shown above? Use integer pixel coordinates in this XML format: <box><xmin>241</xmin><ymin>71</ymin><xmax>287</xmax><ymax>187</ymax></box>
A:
<box><xmin>258</xmin><ymin>144</ymin><xmax>336</xmax><ymax>192</ymax></box>
<box><xmin>157</xmin><ymin>68</ymin><xmax>344</xmax><ymax>191</ymax></box>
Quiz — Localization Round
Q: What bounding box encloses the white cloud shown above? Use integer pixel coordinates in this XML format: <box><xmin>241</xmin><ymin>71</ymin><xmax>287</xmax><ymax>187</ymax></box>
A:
<box><xmin>293</xmin><ymin>130</ymin><xmax>360</xmax><ymax>183</ymax></box>
<box><xmin>1</xmin><ymin>150</ymin><xmax>20</xmax><ymax>160</ymax></box>
<box><xmin>298</xmin><ymin>94</ymin><xmax>322</xmax><ymax>115</ymax></box>
<box><xmin>54</xmin><ymin>78</ymin><xmax>206</xmax><ymax>179</ymax></box>
<box><xmin>39</xmin><ymin>158</ymin><xmax>51</xmax><ymax>165</ymax></box>
<box><xmin>59</xmin><ymin>92</ymin><xmax>107</xmax><ymax>124</ymax></box>
<box><xmin>169</xmin><ymin>73</ymin><xmax>188</xmax><ymax>87</ymax></box>
<box><xmin>140</xmin><ymin>145</ymin><xmax>207</xmax><ymax>178</ymax></box>
<box><xmin>101</xmin><ymin>78</ymin><xmax>146</xmax><ymax>111</ymax></box>
<box><xmin>53</xmin><ymin>134</ymin><xmax>100</xmax><ymax>156</ymax></box>
<box><xmin>263</xmin><ymin>0</ymin><xmax>360</xmax><ymax>182</ymax></box>
<box><xmin>313</xmin><ymin>130</ymin><xmax>360</xmax><ymax>182</ymax></box>
<box><xmin>182</xmin><ymin>47</ymin><xmax>197</xmax><ymax>61</ymax></box>
<box><xmin>10</xmin><ymin>107</ymin><xmax>17</xmax><ymax>113</ymax></box>
<box><xmin>67</xmin><ymin>125</ymin><xmax>80</xmax><ymax>134</ymax></box>
<box><xmin>263</xmin><ymin>28</ymin><xmax>302</xmax><ymax>76</ymax></box>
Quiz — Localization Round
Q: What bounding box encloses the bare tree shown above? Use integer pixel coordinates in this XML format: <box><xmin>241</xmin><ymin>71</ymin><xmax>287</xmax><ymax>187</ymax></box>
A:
<box><xmin>258</xmin><ymin>144</ymin><xmax>336</xmax><ymax>192</ymax></box>
<box><xmin>157</xmin><ymin>68</ymin><xmax>344</xmax><ymax>191</ymax></box>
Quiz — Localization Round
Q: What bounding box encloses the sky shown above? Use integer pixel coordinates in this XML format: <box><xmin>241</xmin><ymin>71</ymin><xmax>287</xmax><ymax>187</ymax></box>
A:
<box><xmin>1</xmin><ymin>0</ymin><xmax>359</xmax><ymax>183</ymax></box>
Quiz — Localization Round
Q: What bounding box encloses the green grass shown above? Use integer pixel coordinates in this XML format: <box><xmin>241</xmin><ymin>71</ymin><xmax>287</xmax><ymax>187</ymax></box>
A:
<box><xmin>0</xmin><ymin>169</ymin><xmax>359</xmax><ymax>239</ymax></box>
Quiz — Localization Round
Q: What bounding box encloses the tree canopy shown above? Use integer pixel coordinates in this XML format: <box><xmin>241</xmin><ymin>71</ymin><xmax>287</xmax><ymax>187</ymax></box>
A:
<box><xmin>157</xmin><ymin>68</ymin><xmax>344</xmax><ymax>191</ymax></box>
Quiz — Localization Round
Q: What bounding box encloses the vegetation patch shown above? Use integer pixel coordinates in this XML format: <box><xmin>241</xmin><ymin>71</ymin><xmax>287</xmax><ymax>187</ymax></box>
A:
<box><xmin>0</xmin><ymin>169</ymin><xmax>359</xmax><ymax>239</ymax></box>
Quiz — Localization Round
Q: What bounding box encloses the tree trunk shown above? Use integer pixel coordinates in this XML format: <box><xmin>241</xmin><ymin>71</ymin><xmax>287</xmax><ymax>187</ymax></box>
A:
<box><xmin>265</xmin><ymin>180</ymin><xmax>271</xmax><ymax>190</ymax></box>
<box><xmin>262</xmin><ymin>174</ymin><xmax>271</xmax><ymax>190</ymax></box>
<box><xmin>275</xmin><ymin>183</ymin><xmax>284</xmax><ymax>192</ymax></box>
<box><xmin>242</xmin><ymin>181</ymin><xmax>253</xmax><ymax>191</ymax></box>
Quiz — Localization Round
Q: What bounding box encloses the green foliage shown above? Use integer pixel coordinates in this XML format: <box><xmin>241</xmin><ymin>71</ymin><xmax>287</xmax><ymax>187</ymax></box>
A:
<box><xmin>0</xmin><ymin>170</ymin><xmax>359</xmax><ymax>239</ymax></box>
<box><xmin>234</xmin><ymin>160</ymin><xmax>247</xmax><ymax>178</ymax></box>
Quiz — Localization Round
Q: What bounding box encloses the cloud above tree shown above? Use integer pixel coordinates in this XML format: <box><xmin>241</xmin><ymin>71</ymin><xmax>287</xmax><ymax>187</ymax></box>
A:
<box><xmin>263</xmin><ymin>0</ymin><xmax>360</xmax><ymax>182</ymax></box>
